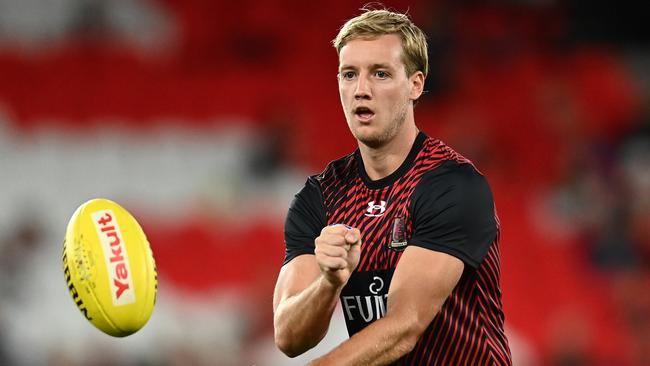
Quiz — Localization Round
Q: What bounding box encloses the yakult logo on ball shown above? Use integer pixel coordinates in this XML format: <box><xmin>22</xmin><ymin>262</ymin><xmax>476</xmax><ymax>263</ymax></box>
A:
<box><xmin>92</xmin><ymin>210</ymin><xmax>135</xmax><ymax>306</ymax></box>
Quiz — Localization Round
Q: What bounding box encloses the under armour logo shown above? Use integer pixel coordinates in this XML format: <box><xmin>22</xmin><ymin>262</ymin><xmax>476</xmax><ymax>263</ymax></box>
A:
<box><xmin>365</xmin><ymin>200</ymin><xmax>387</xmax><ymax>217</ymax></box>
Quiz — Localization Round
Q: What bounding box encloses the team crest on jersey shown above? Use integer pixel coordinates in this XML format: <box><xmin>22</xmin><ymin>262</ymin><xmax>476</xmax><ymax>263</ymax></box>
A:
<box><xmin>388</xmin><ymin>216</ymin><xmax>408</xmax><ymax>251</ymax></box>
<box><xmin>365</xmin><ymin>200</ymin><xmax>387</xmax><ymax>217</ymax></box>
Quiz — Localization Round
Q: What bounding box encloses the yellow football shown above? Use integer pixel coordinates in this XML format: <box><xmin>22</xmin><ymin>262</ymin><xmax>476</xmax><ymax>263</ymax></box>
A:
<box><xmin>62</xmin><ymin>198</ymin><xmax>157</xmax><ymax>337</ymax></box>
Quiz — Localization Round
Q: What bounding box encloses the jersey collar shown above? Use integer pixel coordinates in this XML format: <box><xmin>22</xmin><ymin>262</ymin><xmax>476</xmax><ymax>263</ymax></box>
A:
<box><xmin>356</xmin><ymin>131</ymin><xmax>428</xmax><ymax>190</ymax></box>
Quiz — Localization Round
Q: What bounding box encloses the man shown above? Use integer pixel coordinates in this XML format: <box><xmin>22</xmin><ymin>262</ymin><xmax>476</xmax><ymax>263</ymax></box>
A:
<box><xmin>273</xmin><ymin>8</ymin><xmax>511</xmax><ymax>366</ymax></box>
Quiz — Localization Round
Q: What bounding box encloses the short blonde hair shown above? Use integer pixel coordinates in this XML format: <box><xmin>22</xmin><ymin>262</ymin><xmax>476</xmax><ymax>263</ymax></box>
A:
<box><xmin>333</xmin><ymin>8</ymin><xmax>429</xmax><ymax>79</ymax></box>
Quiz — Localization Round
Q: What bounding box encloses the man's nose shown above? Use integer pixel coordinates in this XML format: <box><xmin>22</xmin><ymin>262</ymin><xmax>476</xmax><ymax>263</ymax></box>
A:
<box><xmin>354</xmin><ymin>76</ymin><xmax>371</xmax><ymax>99</ymax></box>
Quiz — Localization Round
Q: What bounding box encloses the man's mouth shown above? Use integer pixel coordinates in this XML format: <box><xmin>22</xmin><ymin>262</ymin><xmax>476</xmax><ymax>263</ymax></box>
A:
<box><xmin>354</xmin><ymin>106</ymin><xmax>375</xmax><ymax>122</ymax></box>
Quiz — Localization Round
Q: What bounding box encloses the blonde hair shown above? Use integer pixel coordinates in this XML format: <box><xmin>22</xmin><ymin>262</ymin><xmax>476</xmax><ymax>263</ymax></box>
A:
<box><xmin>333</xmin><ymin>8</ymin><xmax>429</xmax><ymax>79</ymax></box>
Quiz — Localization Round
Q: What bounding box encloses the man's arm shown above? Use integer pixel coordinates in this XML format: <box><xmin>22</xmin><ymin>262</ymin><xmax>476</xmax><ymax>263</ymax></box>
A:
<box><xmin>273</xmin><ymin>225</ymin><xmax>361</xmax><ymax>357</ymax></box>
<box><xmin>273</xmin><ymin>255</ymin><xmax>338</xmax><ymax>357</ymax></box>
<box><xmin>308</xmin><ymin>245</ymin><xmax>464</xmax><ymax>366</ymax></box>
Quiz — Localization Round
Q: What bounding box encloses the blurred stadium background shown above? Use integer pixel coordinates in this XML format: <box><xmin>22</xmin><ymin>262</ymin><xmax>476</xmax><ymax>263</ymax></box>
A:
<box><xmin>0</xmin><ymin>0</ymin><xmax>649</xmax><ymax>365</ymax></box>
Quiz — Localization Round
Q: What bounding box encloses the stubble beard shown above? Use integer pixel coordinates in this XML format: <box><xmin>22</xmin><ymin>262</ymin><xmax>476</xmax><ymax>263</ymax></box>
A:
<box><xmin>354</xmin><ymin>100</ymin><xmax>409</xmax><ymax>149</ymax></box>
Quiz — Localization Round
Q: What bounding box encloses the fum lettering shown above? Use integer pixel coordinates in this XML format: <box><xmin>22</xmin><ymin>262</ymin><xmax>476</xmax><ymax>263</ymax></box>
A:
<box><xmin>96</xmin><ymin>213</ymin><xmax>130</xmax><ymax>300</ymax></box>
<box><xmin>342</xmin><ymin>295</ymin><xmax>388</xmax><ymax>323</ymax></box>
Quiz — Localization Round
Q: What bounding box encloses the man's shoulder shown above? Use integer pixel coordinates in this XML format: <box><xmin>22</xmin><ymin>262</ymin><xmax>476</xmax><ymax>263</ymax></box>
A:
<box><xmin>310</xmin><ymin>151</ymin><xmax>358</xmax><ymax>185</ymax></box>
<box><xmin>418</xmin><ymin>137</ymin><xmax>472</xmax><ymax>167</ymax></box>
<box><xmin>414</xmin><ymin>137</ymin><xmax>489</xmax><ymax>193</ymax></box>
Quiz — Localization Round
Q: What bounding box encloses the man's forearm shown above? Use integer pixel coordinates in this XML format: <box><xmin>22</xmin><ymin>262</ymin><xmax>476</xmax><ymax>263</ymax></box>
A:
<box><xmin>307</xmin><ymin>312</ymin><xmax>422</xmax><ymax>366</ymax></box>
<box><xmin>274</xmin><ymin>276</ymin><xmax>342</xmax><ymax>357</ymax></box>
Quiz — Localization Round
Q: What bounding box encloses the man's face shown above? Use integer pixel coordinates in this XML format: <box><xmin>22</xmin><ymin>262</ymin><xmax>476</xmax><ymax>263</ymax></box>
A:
<box><xmin>338</xmin><ymin>34</ymin><xmax>420</xmax><ymax>148</ymax></box>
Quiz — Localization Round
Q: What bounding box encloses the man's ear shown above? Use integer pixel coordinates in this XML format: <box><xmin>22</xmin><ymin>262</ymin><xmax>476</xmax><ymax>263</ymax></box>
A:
<box><xmin>409</xmin><ymin>71</ymin><xmax>425</xmax><ymax>101</ymax></box>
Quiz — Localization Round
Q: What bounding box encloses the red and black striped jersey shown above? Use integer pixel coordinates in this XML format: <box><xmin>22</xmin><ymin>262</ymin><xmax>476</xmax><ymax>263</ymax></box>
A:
<box><xmin>284</xmin><ymin>132</ymin><xmax>511</xmax><ymax>365</ymax></box>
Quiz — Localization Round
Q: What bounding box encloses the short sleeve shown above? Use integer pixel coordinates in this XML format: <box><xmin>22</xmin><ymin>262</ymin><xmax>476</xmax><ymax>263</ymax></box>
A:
<box><xmin>409</xmin><ymin>161</ymin><xmax>497</xmax><ymax>268</ymax></box>
<box><xmin>283</xmin><ymin>176</ymin><xmax>327</xmax><ymax>265</ymax></box>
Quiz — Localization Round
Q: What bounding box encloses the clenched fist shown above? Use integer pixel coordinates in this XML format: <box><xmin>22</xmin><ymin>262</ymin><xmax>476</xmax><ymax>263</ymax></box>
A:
<box><xmin>314</xmin><ymin>224</ymin><xmax>362</xmax><ymax>288</ymax></box>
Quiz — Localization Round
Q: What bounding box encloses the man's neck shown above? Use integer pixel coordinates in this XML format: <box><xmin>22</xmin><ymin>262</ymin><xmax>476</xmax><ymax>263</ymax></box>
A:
<box><xmin>358</xmin><ymin>124</ymin><xmax>419</xmax><ymax>181</ymax></box>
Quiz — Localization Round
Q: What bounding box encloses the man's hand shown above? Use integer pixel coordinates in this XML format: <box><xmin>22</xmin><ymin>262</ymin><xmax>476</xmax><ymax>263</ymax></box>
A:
<box><xmin>314</xmin><ymin>225</ymin><xmax>361</xmax><ymax>288</ymax></box>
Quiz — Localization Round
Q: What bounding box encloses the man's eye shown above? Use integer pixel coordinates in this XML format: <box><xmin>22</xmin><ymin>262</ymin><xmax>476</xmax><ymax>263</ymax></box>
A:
<box><xmin>342</xmin><ymin>71</ymin><xmax>356</xmax><ymax>80</ymax></box>
<box><xmin>375</xmin><ymin>71</ymin><xmax>388</xmax><ymax>79</ymax></box>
